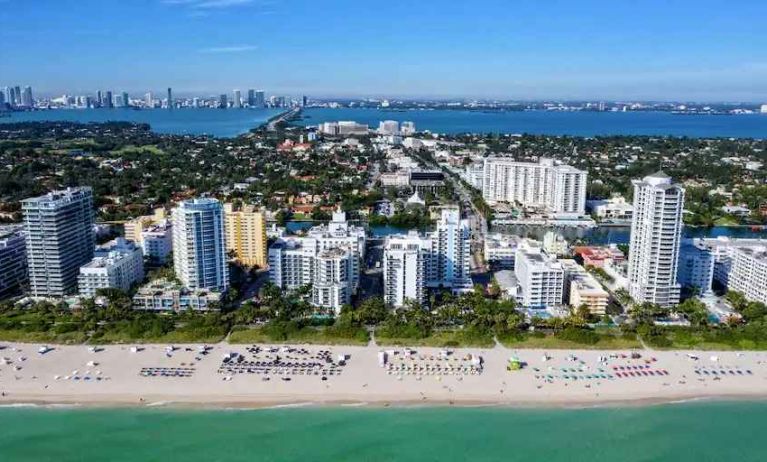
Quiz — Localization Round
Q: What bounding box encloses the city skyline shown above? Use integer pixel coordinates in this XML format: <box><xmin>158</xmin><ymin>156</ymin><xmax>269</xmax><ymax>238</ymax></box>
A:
<box><xmin>2</xmin><ymin>1</ymin><xmax>767</xmax><ymax>101</ymax></box>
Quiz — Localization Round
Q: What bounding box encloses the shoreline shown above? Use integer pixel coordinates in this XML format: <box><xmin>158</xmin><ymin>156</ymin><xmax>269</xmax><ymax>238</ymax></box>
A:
<box><xmin>3</xmin><ymin>341</ymin><xmax>767</xmax><ymax>412</ymax></box>
<box><xmin>3</xmin><ymin>392</ymin><xmax>767</xmax><ymax>412</ymax></box>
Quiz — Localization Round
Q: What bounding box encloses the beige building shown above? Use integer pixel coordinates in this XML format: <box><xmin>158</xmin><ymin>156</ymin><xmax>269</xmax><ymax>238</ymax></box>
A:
<box><xmin>561</xmin><ymin>259</ymin><xmax>610</xmax><ymax>316</ymax></box>
<box><xmin>224</xmin><ymin>203</ymin><xmax>268</xmax><ymax>268</ymax></box>
<box><xmin>124</xmin><ymin>208</ymin><xmax>166</xmax><ymax>243</ymax></box>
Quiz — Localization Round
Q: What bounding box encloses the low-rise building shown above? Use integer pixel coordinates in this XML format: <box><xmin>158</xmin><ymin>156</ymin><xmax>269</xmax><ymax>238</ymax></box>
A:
<box><xmin>141</xmin><ymin>220</ymin><xmax>172</xmax><ymax>266</ymax></box>
<box><xmin>78</xmin><ymin>238</ymin><xmax>144</xmax><ymax>298</ymax></box>
<box><xmin>586</xmin><ymin>196</ymin><xmax>634</xmax><ymax>220</ymax></box>
<box><xmin>132</xmin><ymin>278</ymin><xmax>223</xmax><ymax>312</ymax></box>
<box><xmin>574</xmin><ymin>246</ymin><xmax>625</xmax><ymax>268</ymax></box>
<box><xmin>484</xmin><ymin>234</ymin><xmax>527</xmax><ymax>268</ymax></box>
<box><xmin>560</xmin><ymin>259</ymin><xmax>609</xmax><ymax>315</ymax></box>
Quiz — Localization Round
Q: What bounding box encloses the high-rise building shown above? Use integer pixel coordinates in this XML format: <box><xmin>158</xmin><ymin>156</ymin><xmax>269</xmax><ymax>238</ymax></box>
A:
<box><xmin>677</xmin><ymin>239</ymin><xmax>715</xmax><ymax>296</ymax></box>
<box><xmin>382</xmin><ymin>207</ymin><xmax>473</xmax><ymax>306</ymax></box>
<box><xmin>383</xmin><ymin>231</ymin><xmax>429</xmax><ymax>307</ymax></box>
<box><xmin>400</xmin><ymin>121</ymin><xmax>416</xmax><ymax>136</ymax></box>
<box><xmin>482</xmin><ymin>158</ymin><xmax>587</xmax><ymax>216</ymax></box>
<box><xmin>13</xmin><ymin>86</ymin><xmax>21</xmax><ymax>105</ymax></box>
<box><xmin>728</xmin><ymin>246</ymin><xmax>767</xmax><ymax>305</ymax></box>
<box><xmin>223</xmin><ymin>203</ymin><xmax>267</xmax><ymax>268</ymax></box>
<box><xmin>430</xmin><ymin>207</ymin><xmax>472</xmax><ymax>290</ymax></box>
<box><xmin>233</xmin><ymin>89</ymin><xmax>242</xmax><ymax>108</ymax></box>
<box><xmin>378</xmin><ymin>120</ymin><xmax>400</xmax><ymax>135</ymax></box>
<box><xmin>172</xmin><ymin>198</ymin><xmax>229</xmax><ymax>292</ymax></box>
<box><xmin>78</xmin><ymin>238</ymin><xmax>144</xmax><ymax>298</ymax></box>
<box><xmin>247</xmin><ymin>89</ymin><xmax>255</xmax><ymax>107</ymax></box>
<box><xmin>96</xmin><ymin>90</ymin><xmax>103</xmax><ymax>107</ymax></box>
<box><xmin>0</xmin><ymin>90</ymin><xmax>5</xmax><ymax>106</ymax></box>
<box><xmin>515</xmin><ymin>245</ymin><xmax>565</xmax><ymax>309</ymax></box>
<box><xmin>7</xmin><ymin>87</ymin><xmax>16</xmax><ymax>106</ymax></box>
<box><xmin>21</xmin><ymin>86</ymin><xmax>33</xmax><ymax>107</ymax></box>
<box><xmin>167</xmin><ymin>88</ymin><xmax>173</xmax><ymax>108</ymax></box>
<box><xmin>302</xmin><ymin>95</ymin><xmax>308</xmax><ymax>107</ymax></box>
<box><xmin>268</xmin><ymin>209</ymin><xmax>366</xmax><ymax>311</ymax></box>
<box><xmin>219</xmin><ymin>94</ymin><xmax>228</xmax><ymax>108</ymax></box>
<box><xmin>0</xmin><ymin>226</ymin><xmax>28</xmax><ymax>300</ymax></box>
<box><xmin>311</xmin><ymin>248</ymin><xmax>353</xmax><ymax>311</ymax></box>
<box><xmin>145</xmin><ymin>92</ymin><xmax>153</xmax><ymax>108</ymax></box>
<box><xmin>105</xmin><ymin>91</ymin><xmax>114</xmax><ymax>108</ymax></box>
<box><xmin>122</xmin><ymin>91</ymin><xmax>130</xmax><ymax>108</ymax></box>
<box><xmin>22</xmin><ymin>187</ymin><xmax>95</xmax><ymax>297</ymax></box>
<box><xmin>627</xmin><ymin>172</ymin><xmax>685</xmax><ymax>307</ymax></box>
<box><xmin>255</xmin><ymin>90</ymin><xmax>265</xmax><ymax>108</ymax></box>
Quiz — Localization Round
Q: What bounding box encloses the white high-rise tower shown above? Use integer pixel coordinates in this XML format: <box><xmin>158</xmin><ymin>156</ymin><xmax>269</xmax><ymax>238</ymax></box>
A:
<box><xmin>627</xmin><ymin>172</ymin><xmax>685</xmax><ymax>307</ymax></box>
<box><xmin>22</xmin><ymin>187</ymin><xmax>95</xmax><ymax>297</ymax></box>
<box><xmin>172</xmin><ymin>198</ymin><xmax>229</xmax><ymax>292</ymax></box>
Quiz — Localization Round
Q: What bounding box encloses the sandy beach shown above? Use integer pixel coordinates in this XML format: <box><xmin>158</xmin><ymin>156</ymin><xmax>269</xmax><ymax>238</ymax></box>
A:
<box><xmin>2</xmin><ymin>341</ymin><xmax>767</xmax><ymax>408</ymax></box>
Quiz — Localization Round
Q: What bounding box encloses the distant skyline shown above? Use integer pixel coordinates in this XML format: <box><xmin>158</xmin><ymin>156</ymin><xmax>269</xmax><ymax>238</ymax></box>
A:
<box><xmin>2</xmin><ymin>0</ymin><xmax>767</xmax><ymax>102</ymax></box>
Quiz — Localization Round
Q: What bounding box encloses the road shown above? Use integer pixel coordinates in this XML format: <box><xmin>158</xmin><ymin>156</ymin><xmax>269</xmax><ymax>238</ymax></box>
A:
<box><xmin>267</xmin><ymin>107</ymin><xmax>301</xmax><ymax>131</ymax></box>
<box><xmin>408</xmin><ymin>152</ymin><xmax>488</xmax><ymax>274</ymax></box>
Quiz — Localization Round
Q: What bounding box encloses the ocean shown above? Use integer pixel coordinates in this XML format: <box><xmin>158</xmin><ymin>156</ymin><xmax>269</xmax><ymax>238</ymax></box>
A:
<box><xmin>0</xmin><ymin>108</ymin><xmax>283</xmax><ymax>138</ymax></box>
<box><xmin>3</xmin><ymin>107</ymin><xmax>767</xmax><ymax>139</ymax></box>
<box><xmin>300</xmin><ymin>107</ymin><xmax>767</xmax><ymax>138</ymax></box>
<box><xmin>0</xmin><ymin>401</ymin><xmax>764</xmax><ymax>461</ymax></box>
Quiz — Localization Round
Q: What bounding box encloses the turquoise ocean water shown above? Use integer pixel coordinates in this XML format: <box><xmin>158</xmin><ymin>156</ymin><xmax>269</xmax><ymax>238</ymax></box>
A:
<box><xmin>0</xmin><ymin>401</ymin><xmax>765</xmax><ymax>461</ymax></box>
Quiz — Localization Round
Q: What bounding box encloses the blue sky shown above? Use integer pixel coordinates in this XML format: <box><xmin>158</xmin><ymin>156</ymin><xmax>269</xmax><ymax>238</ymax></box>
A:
<box><xmin>2</xmin><ymin>0</ymin><xmax>767</xmax><ymax>101</ymax></box>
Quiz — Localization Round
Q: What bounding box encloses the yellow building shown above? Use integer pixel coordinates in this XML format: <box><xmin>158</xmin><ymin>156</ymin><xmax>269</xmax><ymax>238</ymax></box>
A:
<box><xmin>124</xmin><ymin>208</ymin><xmax>166</xmax><ymax>243</ymax></box>
<box><xmin>224</xmin><ymin>203</ymin><xmax>268</xmax><ymax>268</ymax></box>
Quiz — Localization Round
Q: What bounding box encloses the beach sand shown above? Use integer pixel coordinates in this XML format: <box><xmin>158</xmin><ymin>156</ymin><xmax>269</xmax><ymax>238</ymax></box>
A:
<box><xmin>1</xmin><ymin>341</ymin><xmax>767</xmax><ymax>408</ymax></box>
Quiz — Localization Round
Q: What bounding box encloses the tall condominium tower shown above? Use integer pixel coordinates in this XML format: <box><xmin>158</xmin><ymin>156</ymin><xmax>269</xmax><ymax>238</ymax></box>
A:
<box><xmin>311</xmin><ymin>248</ymin><xmax>353</xmax><ymax>311</ymax></box>
<box><xmin>233</xmin><ymin>89</ymin><xmax>242</xmax><ymax>108</ymax></box>
<box><xmin>247</xmin><ymin>89</ymin><xmax>255</xmax><ymax>107</ymax></box>
<box><xmin>430</xmin><ymin>207</ymin><xmax>472</xmax><ymax>290</ymax></box>
<box><xmin>223</xmin><ymin>203</ymin><xmax>267</xmax><ymax>268</ymax></box>
<box><xmin>22</xmin><ymin>187</ymin><xmax>95</xmax><ymax>297</ymax></box>
<box><xmin>482</xmin><ymin>158</ymin><xmax>587</xmax><ymax>216</ymax></box>
<box><xmin>172</xmin><ymin>198</ymin><xmax>229</xmax><ymax>292</ymax></box>
<box><xmin>383</xmin><ymin>231</ymin><xmax>429</xmax><ymax>307</ymax></box>
<box><xmin>21</xmin><ymin>86</ymin><xmax>33</xmax><ymax>107</ymax></box>
<box><xmin>167</xmin><ymin>88</ymin><xmax>173</xmax><ymax>108</ymax></box>
<box><xmin>255</xmin><ymin>90</ymin><xmax>265</xmax><ymax>108</ymax></box>
<box><xmin>627</xmin><ymin>172</ymin><xmax>685</xmax><ymax>307</ymax></box>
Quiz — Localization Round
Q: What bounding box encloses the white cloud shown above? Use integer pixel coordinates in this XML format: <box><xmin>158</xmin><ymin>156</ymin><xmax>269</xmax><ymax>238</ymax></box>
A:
<box><xmin>199</xmin><ymin>45</ymin><xmax>258</xmax><ymax>53</ymax></box>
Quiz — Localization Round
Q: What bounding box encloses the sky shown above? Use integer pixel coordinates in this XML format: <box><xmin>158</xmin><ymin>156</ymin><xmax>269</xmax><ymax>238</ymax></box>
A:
<box><xmin>2</xmin><ymin>0</ymin><xmax>767</xmax><ymax>101</ymax></box>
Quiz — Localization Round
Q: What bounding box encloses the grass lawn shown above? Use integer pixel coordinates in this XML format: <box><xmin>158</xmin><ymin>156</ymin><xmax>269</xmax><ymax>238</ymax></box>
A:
<box><xmin>376</xmin><ymin>330</ymin><xmax>495</xmax><ymax>348</ymax></box>
<box><xmin>714</xmin><ymin>216</ymin><xmax>740</xmax><ymax>226</ymax></box>
<box><xmin>0</xmin><ymin>329</ymin><xmax>89</xmax><ymax>344</ymax></box>
<box><xmin>647</xmin><ymin>330</ymin><xmax>767</xmax><ymax>351</ymax></box>
<box><xmin>229</xmin><ymin>326</ymin><xmax>370</xmax><ymax>346</ymax></box>
<box><xmin>499</xmin><ymin>332</ymin><xmax>642</xmax><ymax>350</ymax></box>
<box><xmin>111</xmin><ymin>144</ymin><xmax>165</xmax><ymax>155</ymax></box>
